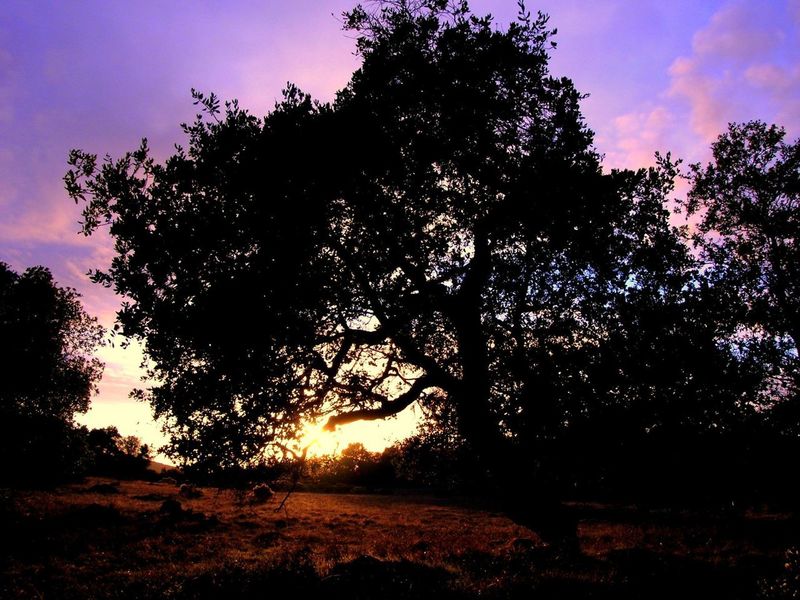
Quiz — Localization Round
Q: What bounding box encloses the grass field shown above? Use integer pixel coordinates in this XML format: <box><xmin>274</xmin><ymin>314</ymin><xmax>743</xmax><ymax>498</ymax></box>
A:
<box><xmin>1</xmin><ymin>478</ymin><xmax>798</xmax><ymax>598</ymax></box>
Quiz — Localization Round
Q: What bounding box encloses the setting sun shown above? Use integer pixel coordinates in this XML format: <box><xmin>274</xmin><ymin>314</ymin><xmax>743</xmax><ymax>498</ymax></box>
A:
<box><xmin>296</xmin><ymin>404</ymin><xmax>422</xmax><ymax>456</ymax></box>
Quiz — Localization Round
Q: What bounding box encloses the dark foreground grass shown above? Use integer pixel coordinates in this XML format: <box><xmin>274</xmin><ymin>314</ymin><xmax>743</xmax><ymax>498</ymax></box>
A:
<box><xmin>1</xmin><ymin>479</ymin><xmax>797</xmax><ymax>598</ymax></box>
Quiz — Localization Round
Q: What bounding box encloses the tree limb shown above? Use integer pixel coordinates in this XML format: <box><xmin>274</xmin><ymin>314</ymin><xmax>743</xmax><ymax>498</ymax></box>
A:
<box><xmin>323</xmin><ymin>373</ymin><xmax>438</xmax><ymax>430</ymax></box>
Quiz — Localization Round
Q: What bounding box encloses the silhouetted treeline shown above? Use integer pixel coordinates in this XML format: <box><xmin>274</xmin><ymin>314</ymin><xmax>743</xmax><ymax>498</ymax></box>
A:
<box><xmin>262</xmin><ymin>428</ymin><xmax>799</xmax><ymax>507</ymax></box>
<box><xmin>534</xmin><ymin>424</ymin><xmax>800</xmax><ymax>507</ymax></box>
<box><xmin>0</xmin><ymin>416</ymin><xmax>155</xmax><ymax>487</ymax></box>
<box><xmin>0</xmin><ymin>262</ymin><xmax>119</xmax><ymax>487</ymax></box>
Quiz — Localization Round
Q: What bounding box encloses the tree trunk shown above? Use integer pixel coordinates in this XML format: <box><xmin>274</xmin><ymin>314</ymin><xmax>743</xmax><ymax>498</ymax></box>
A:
<box><xmin>452</xmin><ymin>295</ymin><xmax>580</xmax><ymax>554</ymax></box>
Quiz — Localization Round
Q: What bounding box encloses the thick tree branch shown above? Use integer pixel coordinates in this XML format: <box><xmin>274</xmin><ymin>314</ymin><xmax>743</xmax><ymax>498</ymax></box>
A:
<box><xmin>392</xmin><ymin>330</ymin><xmax>457</xmax><ymax>388</ymax></box>
<box><xmin>323</xmin><ymin>373</ymin><xmax>438</xmax><ymax>430</ymax></box>
<box><xmin>328</xmin><ymin>236</ymin><xmax>457</xmax><ymax>389</ymax></box>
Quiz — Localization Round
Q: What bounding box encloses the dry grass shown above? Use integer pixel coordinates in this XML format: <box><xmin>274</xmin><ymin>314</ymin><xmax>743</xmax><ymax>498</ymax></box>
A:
<box><xmin>1</xmin><ymin>478</ymin><xmax>796</xmax><ymax>599</ymax></box>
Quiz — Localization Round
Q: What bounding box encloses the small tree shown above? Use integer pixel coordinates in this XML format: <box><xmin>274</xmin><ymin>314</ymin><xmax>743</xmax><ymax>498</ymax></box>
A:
<box><xmin>0</xmin><ymin>262</ymin><xmax>104</xmax><ymax>421</ymax></box>
<box><xmin>118</xmin><ymin>434</ymin><xmax>152</xmax><ymax>460</ymax></box>
<box><xmin>683</xmin><ymin>122</ymin><xmax>800</xmax><ymax>419</ymax></box>
<box><xmin>86</xmin><ymin>426</ymin><xmax>154</xmax><ymax>478</ymax></box>
<box><xmin>0</xmin><ymin>262</ymin><xmax>104</xmax><ymax>484</ymax></box>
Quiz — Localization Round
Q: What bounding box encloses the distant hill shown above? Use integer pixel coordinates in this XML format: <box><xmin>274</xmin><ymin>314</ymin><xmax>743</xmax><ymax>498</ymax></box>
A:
<box><xmin>147</xmin><ymin>460</ymin><xmax>176</xmax><ymax>474</ymax></box>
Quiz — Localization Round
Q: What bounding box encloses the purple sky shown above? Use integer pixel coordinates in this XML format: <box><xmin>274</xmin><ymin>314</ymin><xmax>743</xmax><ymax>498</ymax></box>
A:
<box><xmin>2</xmin><ymin>0</ymin><xmax>799</xmax><ymax>453</ymax></box>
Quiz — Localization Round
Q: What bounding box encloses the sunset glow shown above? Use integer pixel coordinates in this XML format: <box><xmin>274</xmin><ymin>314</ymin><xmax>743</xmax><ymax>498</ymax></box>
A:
<box><xmin>297</xmin><ymin>405</ymin><xmax>422</xmax><ymax>457</ymax></box>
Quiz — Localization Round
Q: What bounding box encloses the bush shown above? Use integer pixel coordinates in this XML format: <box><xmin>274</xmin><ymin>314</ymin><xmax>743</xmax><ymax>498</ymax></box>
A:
<box><xmin>0</xmin><ymin>412</ymin><xmax>91</xmax><ymax>486</ymax></box>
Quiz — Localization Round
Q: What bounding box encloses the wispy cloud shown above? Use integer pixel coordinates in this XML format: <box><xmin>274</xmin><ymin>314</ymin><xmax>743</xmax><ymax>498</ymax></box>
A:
<box><xmin>0</xmin><ymin>183</ymin><xmax>93</xmax><ymax>245</ymax></box>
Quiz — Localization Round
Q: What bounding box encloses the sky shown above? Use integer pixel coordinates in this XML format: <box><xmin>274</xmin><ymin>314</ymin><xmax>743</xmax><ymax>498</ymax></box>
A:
<box><xmin>1</xmin><ymin>0</ymin><xmax>799</xmax><ymax>457</ymax></box>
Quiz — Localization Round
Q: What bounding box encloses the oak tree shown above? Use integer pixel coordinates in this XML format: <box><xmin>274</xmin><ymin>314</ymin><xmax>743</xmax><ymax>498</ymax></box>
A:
<box><xmin>66</xmin><ymin>0</ymin><xmax>751</xmax><ymax>544</ymax></box>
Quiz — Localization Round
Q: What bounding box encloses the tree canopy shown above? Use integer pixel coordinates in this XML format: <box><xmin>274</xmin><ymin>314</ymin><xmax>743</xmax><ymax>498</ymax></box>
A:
<box><xmin>0</xmin><ymin>262</ymin><xmax>104</xmax><ymax>422</ymax></box>
<box><xmin>65</xmin><ymin>0</ymin><xmax>769</xmax><ymax>520</ymax></box>
<box><xmin>682</xmin><ymin>121</ymin><xmax>800</xmax><ymax>420</ymax></box>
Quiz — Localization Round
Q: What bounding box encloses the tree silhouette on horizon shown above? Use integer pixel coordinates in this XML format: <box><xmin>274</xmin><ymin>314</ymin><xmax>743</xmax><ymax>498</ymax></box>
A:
<box><xmin>65</xmin><ymin>0</ymin><xmax>779</xmax><ymax>546</ymax></box>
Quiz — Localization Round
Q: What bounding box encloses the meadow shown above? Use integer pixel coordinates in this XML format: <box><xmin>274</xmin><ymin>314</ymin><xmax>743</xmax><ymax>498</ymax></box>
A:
<box><xmin>2</xmin><ymin>477</ymin><xmax>798</xmax><ymax>599</ymax></box>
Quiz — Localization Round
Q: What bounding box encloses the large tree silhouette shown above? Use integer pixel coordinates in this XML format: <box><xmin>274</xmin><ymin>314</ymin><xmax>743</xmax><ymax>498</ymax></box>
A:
<box><xmin>66</xmin><ymin>1</ymin><xmax>755</xmax><ymax>545</ymax></box>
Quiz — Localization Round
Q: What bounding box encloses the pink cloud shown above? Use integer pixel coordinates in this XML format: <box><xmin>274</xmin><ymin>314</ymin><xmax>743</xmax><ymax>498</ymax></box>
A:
<box><xmin>600</xmin><ymin>105</ymin><xmax>677</xmax><ymax>170</ymax></box>
<box><xmin>745</xmin><ymin>64</ymin><xmax>791</xmax><ymax>89</ymax></box>
<box><xmin>667</xmin><ymin>56</ymin><xmax>730</xmax><ymax>142</ymax></box>
<box><xmin>0</xmin><ymin>189</ymin><xmax>92</xmax><ymax>246</ymax></box>
<box><xmin>667</xmin><ymin>0</ymin><xmax>800</xmax><ymax>144</ymax></box>
<box><xmin>583</xmin><ymin>1</ymin><xmax>800</xmax><ymax>172</ymax></box>
<box><xmin>744</xmin><ymin>63</ymin><xmax>800</xmax><ymax>132</ymax></box>
<box><xmin>691</xmin><ymin>3</ymin><xmax>780</xmax><ymax>62</ymax></box>
<box><xmin>595</xmin><ymin>0</ymin><xmax>799</xmax><ymax>192</ymax></box>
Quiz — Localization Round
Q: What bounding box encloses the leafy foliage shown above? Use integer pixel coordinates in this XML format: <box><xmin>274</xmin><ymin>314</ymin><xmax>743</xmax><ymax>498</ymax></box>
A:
<box><xmin>0</xmin><ymin>262</ymin><xmax>104</xmax><ymax>421</ymax></box>
<box><xmin>0</xmin><ymin>415</ymin><xmax>93</xmax><ymax>486</ymax></box>
<box><xmin>682</xmin><ymin>121</ymin><xmax>800</xmax><ymax>421</ymax></box>
<box><xmin>304</xmin><ymin>443</ymin><xmax>396</xmax><ymax>488</ymax></box>
<box><xmin>85</xmin><ymin>426</ymin><xmax>155</xmax><ymax>479</ymax></box>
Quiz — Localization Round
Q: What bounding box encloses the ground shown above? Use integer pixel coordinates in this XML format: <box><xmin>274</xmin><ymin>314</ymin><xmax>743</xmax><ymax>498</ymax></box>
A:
<box><xmin>1</xmin><ymin>478</ymin><xmax>798</xmax><ymax>598</ymax></box>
